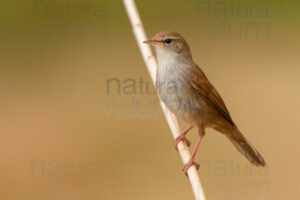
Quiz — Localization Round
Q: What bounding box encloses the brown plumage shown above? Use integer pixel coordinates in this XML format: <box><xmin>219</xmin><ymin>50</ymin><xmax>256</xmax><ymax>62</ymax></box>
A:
<box><xmin>144</xmin><ymin>31</ymin><xmax>265</xmax><ymax>174</ymax></box>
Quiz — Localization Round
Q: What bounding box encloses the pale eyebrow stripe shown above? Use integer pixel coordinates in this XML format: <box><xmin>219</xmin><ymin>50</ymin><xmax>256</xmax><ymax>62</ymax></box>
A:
<box><xmin>168</xmin><ymin>37</ymin><xmax>180</xmax><ymax>40</ymax></box>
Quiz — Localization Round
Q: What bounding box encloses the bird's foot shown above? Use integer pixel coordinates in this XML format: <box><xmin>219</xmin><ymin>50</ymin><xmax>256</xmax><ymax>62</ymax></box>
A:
<box><xmin>174</xmin><ymin>125</ymin><xmax>193</xmax><ymax>150</ymax></box>
<box><xmin>174</xmin><ymin>134</ymin><xmax>191</xmax><ymax>150</ymax></box>
<box><xmin>182</xmin><ymin>158</ymin><xmax>200</xmax><ymax>176</ymax></box>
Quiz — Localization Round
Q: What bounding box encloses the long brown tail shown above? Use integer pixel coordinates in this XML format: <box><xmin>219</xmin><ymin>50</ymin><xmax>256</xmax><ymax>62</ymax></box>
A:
<box><xmin>227</xmin><ymin>130</ymin><xmax>266</xmax><ymax>166</ymax></box>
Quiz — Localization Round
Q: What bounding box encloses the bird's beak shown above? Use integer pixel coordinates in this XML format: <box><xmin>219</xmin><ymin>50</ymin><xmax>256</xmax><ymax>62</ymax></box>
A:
<box><xmin>143</xmin><ymin>39</ymin><xmax>162</xmax><ymax>46</ymax></box>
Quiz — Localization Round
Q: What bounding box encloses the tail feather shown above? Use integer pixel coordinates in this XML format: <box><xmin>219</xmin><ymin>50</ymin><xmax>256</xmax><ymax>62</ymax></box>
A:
<box><xmin>228</xmin><ymin>130</ymin><xmax>266</xmax><ymax>166</ymax></box>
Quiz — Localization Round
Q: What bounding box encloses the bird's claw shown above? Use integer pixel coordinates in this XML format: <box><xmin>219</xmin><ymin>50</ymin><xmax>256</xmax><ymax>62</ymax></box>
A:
<box><xmin>182</xmin><ymin>159</ymin><xmax>200</xmax><ymax>176</ymax></box>
<box><xmin>174</xmin><ymin>135</ymin><xmax>191</xmax><ymax>150</ymax></box>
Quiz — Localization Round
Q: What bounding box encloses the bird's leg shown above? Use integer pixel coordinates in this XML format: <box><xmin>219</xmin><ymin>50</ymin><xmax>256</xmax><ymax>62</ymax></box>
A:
<box><xmin>182</xmin><ymin>131</ymin><xmax>205</xmax><ymax>176</ymax></box>
<box><xmin>174</xmin><ymin>125</ymin><xmax>194</xmax><ymax>150</ymax></box>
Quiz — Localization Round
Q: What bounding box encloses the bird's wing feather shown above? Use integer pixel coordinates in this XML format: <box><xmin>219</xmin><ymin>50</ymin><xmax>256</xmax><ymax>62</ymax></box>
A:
<box><xmin>189</xmin><ymin>64</ymin><xmax>235</xmax><ymax>126</ymax></box>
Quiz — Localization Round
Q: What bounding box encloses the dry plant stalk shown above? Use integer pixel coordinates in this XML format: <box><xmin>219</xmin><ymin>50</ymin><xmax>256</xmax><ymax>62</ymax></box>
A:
<box><xmin>123</xmin><ymin>0</ymin><xmax>207</xmax><ymax>199</ymax></box>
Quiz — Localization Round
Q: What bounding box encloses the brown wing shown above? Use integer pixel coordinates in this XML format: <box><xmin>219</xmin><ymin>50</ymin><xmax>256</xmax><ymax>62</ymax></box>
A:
<box><xmin>189</xmin><ymin>64</ymin><xmax>235</xmax><ymax>126</ymax></box>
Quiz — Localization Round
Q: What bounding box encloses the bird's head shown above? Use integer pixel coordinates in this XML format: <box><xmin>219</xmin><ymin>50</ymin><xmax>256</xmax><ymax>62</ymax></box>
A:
<box><xmin>144</xmin><ymin>31</ymin><xmax>191</xmax><ymax>57</ymax></box>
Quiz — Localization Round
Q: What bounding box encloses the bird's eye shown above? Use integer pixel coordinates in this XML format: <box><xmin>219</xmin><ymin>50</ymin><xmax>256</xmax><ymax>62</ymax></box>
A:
<box><xmin>165</xmin><ymin>38</ymin><xmax>172</xmax><ymax>44</ymax></box>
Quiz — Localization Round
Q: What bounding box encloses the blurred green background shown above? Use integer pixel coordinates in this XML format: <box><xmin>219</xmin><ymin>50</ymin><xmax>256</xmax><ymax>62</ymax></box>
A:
<box><xmin>0</xmin><ymin>0</ymin><xmax>300</xmax><ymax>199</ymax></box>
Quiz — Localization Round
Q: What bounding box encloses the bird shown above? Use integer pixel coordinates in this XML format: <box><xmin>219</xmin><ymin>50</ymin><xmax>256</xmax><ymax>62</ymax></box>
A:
<box><xmin>143</xmin><ymin>31</ymin><xmax>266</xmax><ymax>175</ymax></box>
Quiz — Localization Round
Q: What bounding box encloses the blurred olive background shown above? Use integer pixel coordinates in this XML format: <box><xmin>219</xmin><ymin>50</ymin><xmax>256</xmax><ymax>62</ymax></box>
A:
<box><xmin>0</xmin><ymin>0</ymin><xmax>300</xmax><ymax>199</ymax></box>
